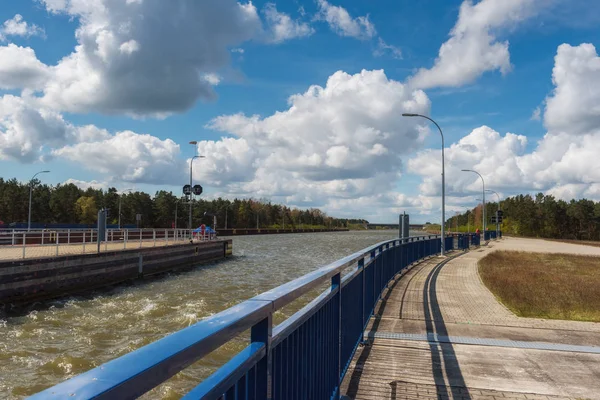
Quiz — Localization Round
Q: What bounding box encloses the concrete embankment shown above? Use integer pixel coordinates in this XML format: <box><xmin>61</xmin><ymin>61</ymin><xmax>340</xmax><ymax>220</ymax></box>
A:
<box><xmin>0</xmin><ymin>239</ymin><xmax>233</xmax><ymax>306</ymax></box>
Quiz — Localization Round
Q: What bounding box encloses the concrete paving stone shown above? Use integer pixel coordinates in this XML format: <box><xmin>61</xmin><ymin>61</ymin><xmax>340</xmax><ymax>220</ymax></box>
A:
<box><xmin>342</xmin><ymin>237</ymin><xmax>597</xmax><ymax>399</ymax></box>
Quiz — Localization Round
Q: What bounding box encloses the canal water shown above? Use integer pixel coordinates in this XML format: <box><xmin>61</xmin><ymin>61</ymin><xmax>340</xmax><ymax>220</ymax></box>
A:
<box><xmin>0</xmin><ymin>230</ymin><xmax>420</xmax><ymax>399</ymax></box>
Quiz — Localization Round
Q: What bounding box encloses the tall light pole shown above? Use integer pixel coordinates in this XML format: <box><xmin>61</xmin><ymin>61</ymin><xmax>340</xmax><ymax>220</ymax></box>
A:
<box><xmin>28</xmin><ymin>170</ymin><xmax>50</xmax><ymax>231</ymax></box>
<box><xmin>188</xmin><ymin>141</ymin><xmax>205</xmax><ymax>236</ymax></box>
<box><xmin>118</xmin><ymin>188</ymin><xmax>133</xmax><ymax>229</ymax></box>
<box><xmin>463</xmin><ymin>169</ymin><xmax>486</xmax><ymax>233</ymax></box>
<box><xmin>403</xmin><ymin>113</ymin><xmax>446</xmax><ymax>255</ymax></box>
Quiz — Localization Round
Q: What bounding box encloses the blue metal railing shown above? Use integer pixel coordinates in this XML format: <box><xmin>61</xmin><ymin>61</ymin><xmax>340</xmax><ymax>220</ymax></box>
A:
<box><xmin>32</xmin><ymin>235</ymin><xmax>449</xmax><ymax>400</ymax></box>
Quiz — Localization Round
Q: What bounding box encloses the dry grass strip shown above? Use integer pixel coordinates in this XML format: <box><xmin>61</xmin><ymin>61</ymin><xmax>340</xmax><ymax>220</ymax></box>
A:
<box><xmin>479</xmin><ymin>251</ymin><xmax>600</xmax><ymax>322</ymax></box>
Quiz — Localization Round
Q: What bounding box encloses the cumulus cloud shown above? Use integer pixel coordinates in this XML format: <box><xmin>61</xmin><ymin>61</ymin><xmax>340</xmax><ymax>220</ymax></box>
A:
<box><xmin>64</xmin><ymin>179</ymin><xmax>109</xmax><ymax>191</ymax></box>
<box><xmin>2</xmin><ymin>0</ymin><xmax>262</xmax><ymax>116</ymax></box>
<box><xmin>409</xmin><ymin>0</ymin><xmax>547</xmax><ymax>89</ymax></box>
<box><xmin>544</xmin><ymin>43</ymin><xmax>600</xmax><ymax>135</ymax></box>
<box><xmin>0</xmin><ymin>95</ymin><xmax>110</xmax><ymax>162</ymax></box>
<box><xmin>195</xmin><ymin>69</ymin><xmax>430</xmax><ymax>212</ymax></box>
<box><xmin>315</xmin><ymin>0</ymin><xmax>376</xmax><ymax>40</ymax></box>
<box><xmin>0</xmin><ymin>44</ymin><xmax>50</xmax><ymax>89</ymax></box>
<box><xmin>409</xmin><ymin>42</ymin><xmax>600</xmax><ymax>205</ymax></box>
<box><xmin>0</xmin><ymin>14</ymin><xmax>45</xmax><ymax>41</ymax></box>
<box><xmin>263</xmin><ymin>3</ymin><xmax>314</xmax><ymax>43</ymax></box>
<box><xmin>53</xmin><ymin>131</ymin><xmax>183</xmax><ymax>184</ymax></box>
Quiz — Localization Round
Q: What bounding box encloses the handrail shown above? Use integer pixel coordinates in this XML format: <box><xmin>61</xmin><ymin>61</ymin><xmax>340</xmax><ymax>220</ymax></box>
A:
<box><xmin>31</xmin><ymin>234</ymin><xmax>447</xmax><ymax>399</ymax></box>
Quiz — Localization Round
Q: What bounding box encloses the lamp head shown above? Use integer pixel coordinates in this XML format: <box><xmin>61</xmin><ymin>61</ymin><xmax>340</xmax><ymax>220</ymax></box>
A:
<box><xmin>402</xmin><ymin>113</ymin><xmax>419</xmax><ymax>117</ymax></box>
<box><xmin>41</xmin><ymin>170</ymin><xmax>50</xmax><ymax>173</ymax></box>
<box><xmin>189</xmin><ymin>141</ymin><xmax>198</xmax><ymax>145</ymax></box>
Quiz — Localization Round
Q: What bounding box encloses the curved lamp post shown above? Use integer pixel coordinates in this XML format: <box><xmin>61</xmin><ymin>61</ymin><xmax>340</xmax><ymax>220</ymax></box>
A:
<box><xmin>402</xmin><ymin>113</ymin><xmax>446</xmax><ymax>255</ymax></box>
<box><xmin>28</xmin><ymin>170</ymin><xmax>50</xmax><ymax>231</ymax></box>
<box><xmin>462</xmin><ymin>169</ymin><xmax>485</xmax><ymax>233</ymax></box>
<box><xmin>188</xmin><ymin>141</ymin><xmax>205</xmax><ymax>236</ymax></box>
<box><xmin>118</xmin><ymin>188</ymin><xmax>133</xmax><ymax>229</ymax></box>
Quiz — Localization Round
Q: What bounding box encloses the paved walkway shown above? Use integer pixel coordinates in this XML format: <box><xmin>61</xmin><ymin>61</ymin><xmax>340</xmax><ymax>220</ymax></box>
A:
<box><xmin>0</xmin><ymin>237</ymin><xmax>194</xmax><ymax>261</ymax></box>
<box><xmin>341</xmin><ymin>237</ymin><xmax>600</xmax><ymax>400</ymax></box>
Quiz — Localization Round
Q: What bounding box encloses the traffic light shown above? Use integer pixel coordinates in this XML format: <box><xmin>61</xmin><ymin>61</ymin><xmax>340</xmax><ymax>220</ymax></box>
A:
<box><xmin>496</xmin><ymin>210</ymin><xmax>504</xmax><ymax>223</ymax></box>
<box><xmin>490</xmin><ymin>216</ymin><xmax>497</xmax><ymax>224</ymax></box>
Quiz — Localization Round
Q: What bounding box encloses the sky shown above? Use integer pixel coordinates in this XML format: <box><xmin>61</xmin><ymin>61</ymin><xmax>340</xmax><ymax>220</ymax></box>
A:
<box><xmin>1</xmin><ymin>0</ymin><xmax>600</xmax><ymax>224</ymax></box>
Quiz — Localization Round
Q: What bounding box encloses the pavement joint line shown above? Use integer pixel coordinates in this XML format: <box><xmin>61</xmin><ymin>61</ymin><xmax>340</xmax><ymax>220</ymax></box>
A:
<box><xmin>371</xmin><ymin>331</ymin><xmax>600</xmax><ymax>354</ymax></box>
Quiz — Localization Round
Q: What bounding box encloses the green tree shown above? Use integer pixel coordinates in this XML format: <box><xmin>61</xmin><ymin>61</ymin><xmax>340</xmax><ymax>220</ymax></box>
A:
<box><xmin>75</xmin><ymin>196</ymin><xmax>98</xmax><ymax>224</ymax></box>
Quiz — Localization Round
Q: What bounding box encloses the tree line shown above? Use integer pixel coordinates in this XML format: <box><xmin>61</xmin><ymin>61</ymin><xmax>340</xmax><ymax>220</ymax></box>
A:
<box><xmin>0</xmin><ymin>178</ymin><xmax>368</xmax><ymax>229</ymax></box>
<box><xmin>447</xmin><ymin>193</ymin><xmax>600</xmax><ymax>240</ymax></box>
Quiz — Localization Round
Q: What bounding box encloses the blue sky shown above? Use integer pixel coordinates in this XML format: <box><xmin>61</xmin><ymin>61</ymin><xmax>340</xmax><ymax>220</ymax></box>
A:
<box><xmin>1</xmin><ymin>0</ymin><xmax>600</xmax><ymax>223</ymax></box>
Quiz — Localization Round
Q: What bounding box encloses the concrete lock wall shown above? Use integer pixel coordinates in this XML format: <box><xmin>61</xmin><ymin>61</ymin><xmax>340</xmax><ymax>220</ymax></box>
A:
<box><xmin>0</xmin><ymin>239</ymin><xmax>233</xmax><ymax>306</ymax></box>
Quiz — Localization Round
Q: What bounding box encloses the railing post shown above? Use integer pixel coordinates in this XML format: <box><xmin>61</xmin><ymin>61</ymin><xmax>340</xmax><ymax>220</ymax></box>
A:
<box><xmin>358</xmin><ymin>258</ymin><xmax>365</xmax><ymax>330</ymax></box>
<box><xmin>41</xmin><ymin>230</ymin><xmax>44</xmax><ymax>245</ymax></box>
<box><xmin>22</xmin><ymin>233</ymin><xmax>26</xmax><ymax>259</ymax></box>
<box><xmin>11</xmin><ymin>231</ymin><xmax>15</xmax><ymax>246</ymax></box>
<box><xmin>251</xmin><ymin>315</ymin><xmax>272</xmax><ymax>400</ymax></box>
<box><xmin>82</xmin><ymin>231</ymin><xmax>86</xmax><ymax>254</ymax></box>
<box><xmin>371</xmin><ymin>250</ymin><xmax>377</xmax><ymax>308</ymax></box>
<box><xmin>124</xmin><ymin>230</ymin><xmax>128</xmax><ymax>250</ymax></box>
<box><xmin>332</xmin><ymin>271</ymin><xmax>342</xmax><ymax>400</ymax></box>
<box><xmin>139</xmin><ymin>229</ymin><xmax>142</xmax><ymax>248</ymax></box>
<box><xmin>165</xmin><ymin>229</ymin><xmax>169</xmax><ymax>245</ymax></box>
<box><xmin>153</xmin><ymin>230</ymin><xmax>156</xmax><ymax>247</ymax></box>
<box><xmin>56</xmin><ymin>232</ymin><xmax>59</xmax><ymax>256</ymax></box>
<box><xmin>67</xmin><ymin>229</ymin><xmax>71</xmax><ymax>245</ymax></box>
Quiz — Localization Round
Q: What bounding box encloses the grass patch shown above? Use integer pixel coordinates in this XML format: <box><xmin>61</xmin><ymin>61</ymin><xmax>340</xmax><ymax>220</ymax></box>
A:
<box><xmin>479</xmin><ymin>251</ymin><xmax>600</xmax><ymax>322</ymax></box>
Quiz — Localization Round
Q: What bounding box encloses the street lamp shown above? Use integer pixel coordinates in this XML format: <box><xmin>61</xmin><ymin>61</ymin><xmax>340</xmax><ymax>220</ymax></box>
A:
<box><xmin>403</xmin><ymin>113</ymin><xmax>446</xmax><ymax>255</ymax></box>
<box><xmin>28</xmin><ymin>170</ymin><xmax>50</xmax><ymax>231</ymax></box>
<box><xmin>118</xmin><ymin>188</ymin><xmax>133</xmax><ymax>229</ymax></box>
<box><xmin>462</xmin><ymin>170</ymin><xmax>486</xmax><ymax>233</ymax></box>
<box><xmin>188</xmin><ymin>141</ymin><xmax>205</xmax><ymax>236</ymax></box>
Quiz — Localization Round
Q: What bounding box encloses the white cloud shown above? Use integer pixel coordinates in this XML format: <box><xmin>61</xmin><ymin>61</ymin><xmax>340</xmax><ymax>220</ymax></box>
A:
<box><xmin>0</xmin><ymin>44</ymin><xmax>50</xmax><ymax>89</ymax></box>
<box><xmin>53</xmin><ymin>131</ymin><xmax>183</xmax><ymax>184</ymax></box>
<box><xmin>231</xmin><ymin>48</ymin><xmax>245</xmax><ymax>54</ymax></box>
<box><xmin>0</xmin><ymin>95</ymin><xmax>110</xmax><ymax>162</ymax></box>
<box><xmin>531</xmin><ymin>106</ymin><xmax>541</xmax><ymax>121</ymax></box>
<box><xmin>196</xmin><ymin>69</ymin><xmax>430</xmax><ymax>214</ymax></box>
<box><xmin>64</xmin><ymin>179</ymin><xmax>109</xmax><ymax>191</ymax></box>
<box><xmin>544</xmin><ymin>43</ymin><xmax>600</xmax><ymax>135</ymax></box>
<box><xmin>315</xmin><ymin>0</ymin><xmax>376</xmax><ymax>40</ymax></box>
<box><xmin>373</xmin><ymin>38</ymin><xmax>402</xmax><ymax>59</ymax></box>
<box><xmin>409</xmin><ymin>0</ymin><xmax>547</xmax><ymax>90</ymax></box>
<box><xmin>263</xmin><ymin>3</ymin><xmax>314</xmax><ymax>44</ymax></box>
<box><xmin>0</xmin><ymin>14</ymin><xmax>45</xmax><ymax>41</ymax></box>
<box><xmin>4</xmin><ymin>0</ymin><xmax>263</xmax><ymax>116</ymax></box>
<box><xmin>409</xmin><ymin>42</ymin><xmax>600</xmax><ymax>207</ymax></box>
<box><xmin>203</xmin><ymin>73</ymin><xmax>222</xmax><ymax>86</ymax></box>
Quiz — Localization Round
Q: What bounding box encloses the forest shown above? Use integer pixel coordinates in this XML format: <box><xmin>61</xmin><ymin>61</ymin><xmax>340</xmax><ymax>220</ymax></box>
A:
<box><xmin>0</xmin><ymin>178</ymin><xmax>367</xmax><ymax>229</ymax></box>
<box><xmin>448</xmin><ymin>193</ymin><xmax>600</xmax><ymax>240</ymax></box>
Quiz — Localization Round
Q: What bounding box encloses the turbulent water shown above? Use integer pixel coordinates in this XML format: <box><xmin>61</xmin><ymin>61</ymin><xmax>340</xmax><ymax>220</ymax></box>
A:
<box><xmin>0</xmin><ymin>230</ymin><xmax>414</xmax><ymax>399</ymax></box>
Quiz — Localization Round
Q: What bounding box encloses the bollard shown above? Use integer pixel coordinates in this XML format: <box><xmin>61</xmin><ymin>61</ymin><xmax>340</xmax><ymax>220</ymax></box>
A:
<box><xmin>56</xmin><ymin>232</ymin><xmax>60</xmax><ymax>256</ymax></box>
